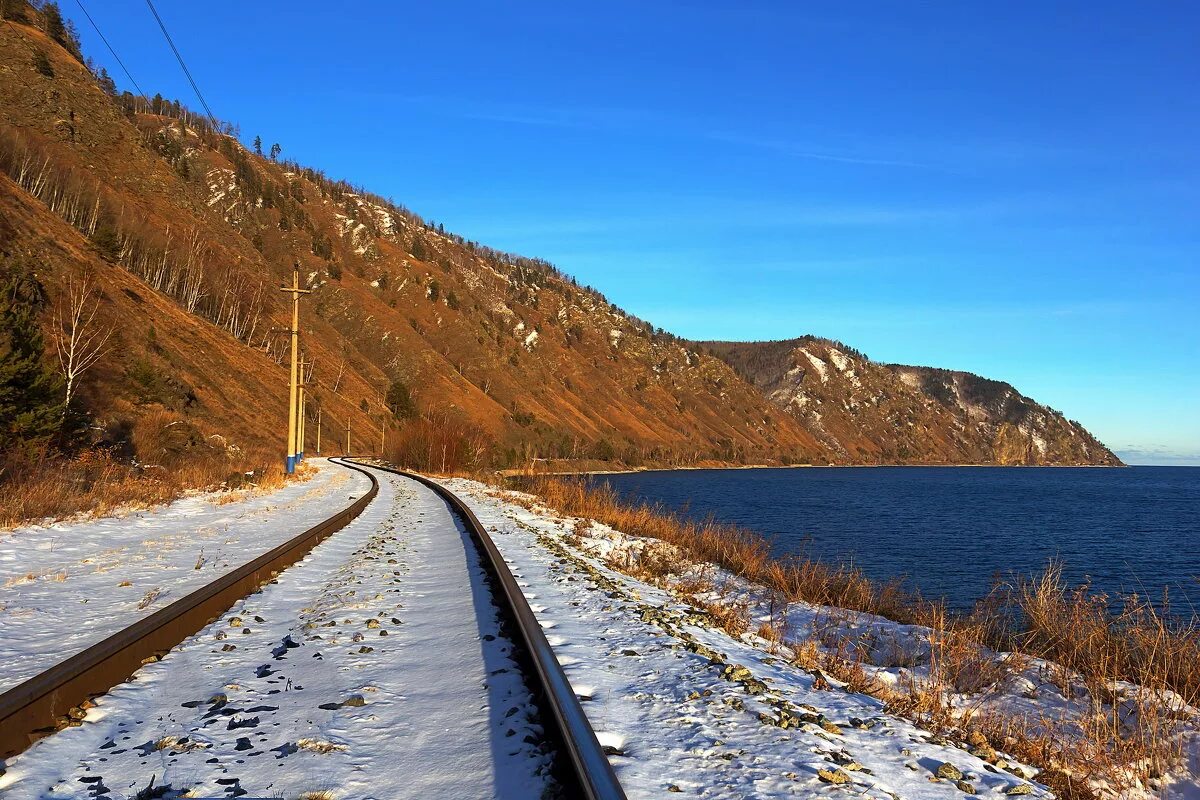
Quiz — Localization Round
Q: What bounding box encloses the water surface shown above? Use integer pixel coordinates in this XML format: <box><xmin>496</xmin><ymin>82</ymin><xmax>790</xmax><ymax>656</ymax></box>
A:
<box><xmin>593</xmin><ymin>466</ymin><xmax>1200</xmax><ymax>614</ymax></box>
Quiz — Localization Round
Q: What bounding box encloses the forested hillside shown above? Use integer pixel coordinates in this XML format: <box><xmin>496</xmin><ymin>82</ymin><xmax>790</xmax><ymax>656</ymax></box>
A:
<box><xmin>0</xmin><ymin>1</ymin><xmax>1118</xmax><ymax>494</ymax></box>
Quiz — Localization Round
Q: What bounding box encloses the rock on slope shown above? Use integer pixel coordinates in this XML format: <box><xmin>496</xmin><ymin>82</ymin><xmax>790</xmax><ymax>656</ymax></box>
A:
<box><xmin>702</xmin><ymin>338</ymin><xmax>1120</xmax><ymax>465</ymax></box>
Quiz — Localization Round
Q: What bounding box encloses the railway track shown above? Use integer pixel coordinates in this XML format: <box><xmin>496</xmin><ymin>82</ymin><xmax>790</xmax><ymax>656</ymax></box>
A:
<box><xmin>356</xmin><ymin>460</ymin><xmax>627</xmax><ymax>800</ymax></box>
<box><xmin>0</xmin><ymin>459</ymin><xmax>626</xmax><ymax>800</ymax></box>
<box><xmin>0</xmin><ymin>458</ymin><xmax>379</xmax><ymax>760</ymax></box>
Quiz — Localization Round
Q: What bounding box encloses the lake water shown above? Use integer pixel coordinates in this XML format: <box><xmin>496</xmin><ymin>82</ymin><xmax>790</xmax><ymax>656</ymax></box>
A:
<box><xmin>592</xmin><ymin>466</ymin><xmax>1200</xmax><ymax>615</ymax></box>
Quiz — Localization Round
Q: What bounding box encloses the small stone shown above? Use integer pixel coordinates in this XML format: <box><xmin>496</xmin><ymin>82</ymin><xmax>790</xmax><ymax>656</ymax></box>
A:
<box><xmin>969</xmin><ymin>744</ymin><xmax>997</xmax><ymax>762</ymax></box>
<box><xmin>667</xmin><ymin>786</ymin><xmax>682</xmax><ymax>793</ymax></box>
<box><xmin>956</xmin><ymin>780</ymin><xmax>976</xmax><ymax>794</ymax></box>
<box><xmin>366</xmin><ymin>619</ymin><xmax>380</xmax><ymax>629</ymax></box>
<box><xmin>937</xmin><ymin>763</ymin><xmax>964</xmax><ymax>781</ymax></box>
<box><xmin>1006</xmin><ymin>786</ymin><xmax>1033</xmax><ymax>796</ymax></box>
<box><xmin>344</xmin><ymin>694</ymin><xmax>366</xmax><ymax>707</ymax></box>
<box><xmin>208</xmin><ymin>693</ymin><xmax>228</xmax><ymax>705</ymax></box>
<box><xmin>229</xmin><ymin>617</ymin><xmax>243</xmax><ymax>628</ymax></box>
<box><xmin>818</xmin><ymin>717</ymin><xmax>843</xmax><ymax>735</ymax></box>
<box><xmin>817</xmin><ymin>768</ymin><xmax>851</xmax><ymax>785</ymax></box>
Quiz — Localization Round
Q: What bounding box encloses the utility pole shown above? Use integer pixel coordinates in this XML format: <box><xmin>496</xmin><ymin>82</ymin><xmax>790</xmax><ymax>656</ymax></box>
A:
<box><xmin>279</xmin><ymin>264</ymin><xmax>311</xmax><ymax>474</ymax></box>
<box><xmin>316</xmin><ymin>406</ymin><xmax>322</xmax><ymax>456</ymax></box>
<box><xmin>380</xmin><ymin>416</ymin><xmax>386</xmax><ymax>458</ymax></box>
<box><xmin>345</xmin><ymin>415</ymin><xmax>352</xmax><ymax>456</ymax></box>
<box><xmin>297</xmin><ymin>357</ymin><xmax>309</xmax><ymax>463</ymax></box>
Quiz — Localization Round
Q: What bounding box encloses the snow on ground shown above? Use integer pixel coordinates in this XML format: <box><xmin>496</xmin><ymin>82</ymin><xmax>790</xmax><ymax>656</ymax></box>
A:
<box><xmin>445</xmin><ymin>478</ymin><xmax>1054</xmax><ymax>799</ymax></box>
<box><xmin>800</xmin><ymin>348</ymin><xmax>829</xmax><ymax>383</ymax></box>
<box><xmin>826</xmin><ymin>348</ymin><xmax>863</xmax><ymax>388</ymax></box>
<box><xmin>0</xmin><ymin>466</ymin><xmax>553</xmax><ymax>799</ymax></box>
<box><xmin>0</xmin><ymin>459</ymin><xmax>370</xmax><ymax>693</ymax></box>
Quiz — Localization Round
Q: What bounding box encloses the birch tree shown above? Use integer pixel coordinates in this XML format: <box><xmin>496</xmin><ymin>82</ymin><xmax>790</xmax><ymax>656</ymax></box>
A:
<box><xmin>52</xmin><ymin>277</ymin><xmax>112</xmax><ymax>413</ymax></box>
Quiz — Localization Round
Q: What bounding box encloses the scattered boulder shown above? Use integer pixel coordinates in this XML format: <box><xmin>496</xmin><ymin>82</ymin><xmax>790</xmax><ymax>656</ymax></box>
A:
<box><xmin>937</xmin><ymin>762</ymin><xmax>964</xmax><ymax>781</ymax></box>
<box><xmin>817</xmin><ymin>768</ymin><xmax>851</xmax><ymax>784</ymax></box>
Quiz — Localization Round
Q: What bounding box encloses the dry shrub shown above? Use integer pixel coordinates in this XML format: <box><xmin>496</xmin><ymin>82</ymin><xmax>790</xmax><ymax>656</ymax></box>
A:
<box><xmin>1008</xmin><ymin>565</ymin><xmax>1200</xmax><ymax>704</ymax></box>
<box><xmin>0</xmin><ymin>413</ymin><xmax>290</xmax><ymax>528</ymax></box>
<box><xmin>386</xmin><ymin>410</ymin><xmax>491</xmax><ymax>475</ymax></box>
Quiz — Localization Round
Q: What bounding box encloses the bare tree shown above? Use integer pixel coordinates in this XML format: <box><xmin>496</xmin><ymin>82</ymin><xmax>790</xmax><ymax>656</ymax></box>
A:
<box><xmin>52</xmin><ymin>276</ymin><xmax>113</xmax><ymax>413</ymax></box>
<box><xmin>331</xmin><ymin>356</ymin><xmax>347</xmax><ymax>393</ymax></box>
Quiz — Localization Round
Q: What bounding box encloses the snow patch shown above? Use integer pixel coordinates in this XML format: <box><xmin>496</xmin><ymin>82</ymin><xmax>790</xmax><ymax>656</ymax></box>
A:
<box><xmin>799</xmin><ymin>348</ymin><xmax>828</xmax><ymax>383</ymax></box>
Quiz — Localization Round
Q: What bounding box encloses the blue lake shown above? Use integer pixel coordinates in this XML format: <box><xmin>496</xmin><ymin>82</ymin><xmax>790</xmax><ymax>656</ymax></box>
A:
<box><xmin>592</xmin><ymin>466</ymin><xmax>1200</xmax><ymax>615</ymax></box>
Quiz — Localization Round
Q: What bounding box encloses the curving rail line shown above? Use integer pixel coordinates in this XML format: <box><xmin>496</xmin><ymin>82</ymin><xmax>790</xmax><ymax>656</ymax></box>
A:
<box><xmin>356</xmin><ymin>460</ymin><xmax>628</xmax><ymax>800</ymax></box>
<box><xmin>0</xmin><ymin>458</ymin><xmax>626</xmax><ymax>800</ymax></box>
<box><xmin>0</xmin><ymin>458</ymin><xmax>379</xmax><ymax>760</ymax></box>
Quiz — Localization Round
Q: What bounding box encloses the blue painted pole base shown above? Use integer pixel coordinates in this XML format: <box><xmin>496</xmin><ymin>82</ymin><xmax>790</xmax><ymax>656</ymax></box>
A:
<box><xmin>286</xmin><ymin>454</ymin><xmax>296</xmax><ymax>474</ymax></box>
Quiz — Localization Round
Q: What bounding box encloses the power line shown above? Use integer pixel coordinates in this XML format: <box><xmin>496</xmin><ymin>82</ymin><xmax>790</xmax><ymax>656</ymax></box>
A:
<box><xmin>72</xmin><ymin>0</ymin><xmax>149</xmax><ymax>101</ymax></box>
<box><xmin>142</xmin><ymin>0</ymin><xmax>217</xmax><ymax>126</ymax></box>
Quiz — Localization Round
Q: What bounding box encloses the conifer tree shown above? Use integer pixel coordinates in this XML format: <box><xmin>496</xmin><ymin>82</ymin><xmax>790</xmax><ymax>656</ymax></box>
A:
<box><xmin>0</xmin><ymin>261</ymin><xmax>65</xmax><ymax>453</ymax></box>
<box><xmin>253</xmin><ymin>135</ymin><xmax>262</xmax><ymax>156</ymax></box>
<box><xmin>386</xmin><ymin>380</ymin><xmax>416</xmax><ymax>420</ymax></box>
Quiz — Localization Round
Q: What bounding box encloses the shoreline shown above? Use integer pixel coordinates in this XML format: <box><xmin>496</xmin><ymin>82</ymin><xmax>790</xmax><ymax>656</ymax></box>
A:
<box><xmin>517</xmin><ymin>461</ymin><xmax>1132</xmax><ymax>478</ymax></box>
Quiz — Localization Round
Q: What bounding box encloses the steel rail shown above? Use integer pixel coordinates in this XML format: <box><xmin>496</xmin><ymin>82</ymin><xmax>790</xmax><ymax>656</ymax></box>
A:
<box><xmin>353</xmin><ymin>460</ymin><xmax>628</xmax><ymax>800</ymax></box>
<box><xmin>0</xmin><ymin>458</ymin><xmax>379</xmax><ymax>759</ymax></box>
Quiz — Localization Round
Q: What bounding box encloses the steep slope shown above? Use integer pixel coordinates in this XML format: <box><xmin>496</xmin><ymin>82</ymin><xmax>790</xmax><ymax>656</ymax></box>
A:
<box><xmin>0</xmin><ymin>13</ymin><xmax>827</xmax><ymax>469</ymax></box>
<box><xmin>0</xmin><ymin>7</ymin><xmax>1117</xmax><ymax>470</ymax></box>
<box><xmin>703</xmin><ymin>338</ymin><xmax>1120</xmax><ymax>465</ymax></box>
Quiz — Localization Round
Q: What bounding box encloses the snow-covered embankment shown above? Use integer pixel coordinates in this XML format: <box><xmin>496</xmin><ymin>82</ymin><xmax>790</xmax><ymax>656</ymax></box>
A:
<box><xmin>0</xmin><ymin>459</ymin><xmax>369</xmax><ymax>692</ymax></box>
<box><xmin>443</xmin><ymin>478</ymin><xmax>1200</xmax><ymax>800</ymax></box>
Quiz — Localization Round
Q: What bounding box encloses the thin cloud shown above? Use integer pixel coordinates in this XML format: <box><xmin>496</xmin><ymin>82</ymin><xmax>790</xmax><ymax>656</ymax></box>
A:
<box><xmin>706</xmin><ymin>131</ymin><xmax>931</xmax><ymax>168</ymax></box>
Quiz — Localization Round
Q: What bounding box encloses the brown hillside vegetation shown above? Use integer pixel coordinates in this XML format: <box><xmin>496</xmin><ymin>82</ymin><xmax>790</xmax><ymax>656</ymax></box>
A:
<box><xmin>703</xmin><ymin>337</ymin><xmax>1120</xmax><ymax>465</ymax></box>
<box><xmin>0</xmin><ymin>2</ymin><xmax>1116</xmax><ymax>515</ymax></box>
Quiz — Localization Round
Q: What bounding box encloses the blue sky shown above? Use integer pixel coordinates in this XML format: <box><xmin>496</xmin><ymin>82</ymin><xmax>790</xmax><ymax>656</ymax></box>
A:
<box><xmin>70</xmin><ymin>1</ymin><xmax>1198</xmax><ymax>463</ymax></box>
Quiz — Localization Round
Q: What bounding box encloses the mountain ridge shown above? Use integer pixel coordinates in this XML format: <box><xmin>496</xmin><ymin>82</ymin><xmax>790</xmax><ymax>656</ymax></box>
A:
<box><xmin>0</xmin><ymin>5</ymin><xmax>1119</xmax><ymax>471</ymax></box>
<box><xmin>701</xmin><ymin>337</ymin><xmax>1120</xmax><ymax>465</ymax></box>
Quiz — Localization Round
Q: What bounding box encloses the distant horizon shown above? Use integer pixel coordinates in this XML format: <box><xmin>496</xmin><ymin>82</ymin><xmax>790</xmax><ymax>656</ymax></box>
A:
<box><xmin>1117</xmin><ymin>453</ymin><xmax>1200</xmax><ymax>468</ymax></box>
<box><xmin>68</xmin><ymin>1</ymin><xmax>1199</xmax><ymax>463</ymax></box>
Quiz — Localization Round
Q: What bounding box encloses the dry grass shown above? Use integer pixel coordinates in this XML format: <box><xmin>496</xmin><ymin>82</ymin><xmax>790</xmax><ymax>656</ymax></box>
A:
<box><xmin>524</xmin><ymin>476</ymin><xmax>924</xmax><ymax>621</ymax></box>
<box><xmin>519</xmin><ymin>476</ymin><xmax>1199</xmax><ymax>797</ymax></box>
<box><xmin>0</xmin><ymin>418</ymin><xmax>295</xmax><ymax>529</ymax></box>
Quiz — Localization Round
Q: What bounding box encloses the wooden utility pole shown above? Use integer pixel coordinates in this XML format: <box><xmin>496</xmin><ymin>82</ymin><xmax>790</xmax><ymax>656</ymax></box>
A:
<box><xmin>380</xmin><ymin>416</ymin><xmax>386</xmax><ymax>457</ymax></box>
<box><xmin>297</xmin><ymin>357</ymin><xmax>309</xmax><ymax>463</ymax></box>
<box><xmin>345</xmin><ymin>415</ymin><xmax>352</xmax><ymax>455</ymax></box>
<box><xmin>315</xmin><ymin>406</ymin><xmax>322</xmax><ymax>455</ymax></box>
<box><xmin>279</xmin><ymin>264</ymin><xmax>311</xmax><ymax>474</ymax></box>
